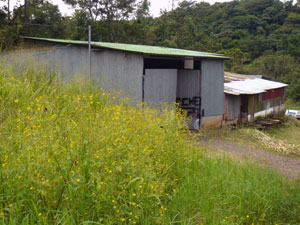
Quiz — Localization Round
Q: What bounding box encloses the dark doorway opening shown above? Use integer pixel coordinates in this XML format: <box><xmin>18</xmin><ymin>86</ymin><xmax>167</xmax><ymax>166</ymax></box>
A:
<box><xmin>241</xmin><ymin>95</ymin><xmax>248</xmax><ymax>123</ymax></box>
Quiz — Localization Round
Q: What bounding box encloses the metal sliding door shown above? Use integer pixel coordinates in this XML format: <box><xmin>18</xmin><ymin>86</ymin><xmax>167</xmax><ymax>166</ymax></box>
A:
<box><xmin>144</xmin><ymin>69</ymin><xmax>177</xmax><ymax>105</ymax></box>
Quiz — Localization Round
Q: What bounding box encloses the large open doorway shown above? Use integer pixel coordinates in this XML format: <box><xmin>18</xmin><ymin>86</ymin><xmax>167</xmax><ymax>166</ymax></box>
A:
<box><xmin>143</xmin><ymin>57</ymin><xmax>202</xmax><ymax>129</ymax></box>
<box><xmin>177</xmin><ymin>70</ymin><xmax>201</xmax><ymax>129</ymax></box>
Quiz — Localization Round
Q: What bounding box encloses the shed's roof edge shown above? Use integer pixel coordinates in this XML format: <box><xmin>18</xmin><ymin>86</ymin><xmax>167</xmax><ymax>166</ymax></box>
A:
<box><xmin>22</xmin><ymin>36</ymin><xmax>230</xmax><ymax>59</ymax></box>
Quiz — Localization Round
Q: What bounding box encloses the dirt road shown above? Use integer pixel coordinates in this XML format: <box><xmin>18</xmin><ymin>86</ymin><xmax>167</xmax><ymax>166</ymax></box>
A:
<box><xmin>202</xmin><ymin>139</ymin><xmax>300</xmax><ymax>180</ymax></box>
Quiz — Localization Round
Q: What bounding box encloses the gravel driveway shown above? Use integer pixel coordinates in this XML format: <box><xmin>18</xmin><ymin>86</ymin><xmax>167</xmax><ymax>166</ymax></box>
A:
<box><xmin>202</xmin><ymin>138</ymin><xmax>300</xmax><ymax>180</ymax></box>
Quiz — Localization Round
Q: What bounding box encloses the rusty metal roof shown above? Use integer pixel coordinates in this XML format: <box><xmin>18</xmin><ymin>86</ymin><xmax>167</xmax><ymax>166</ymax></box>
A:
<box><xmin>224</xmin><ymin>72</ymin><xmax>287</xmax><ymax>95</ymax></box>
<box><xmin>224</xmin><ymin>72</ymin><xmax>254</xmax><ymax>83</ymax></box>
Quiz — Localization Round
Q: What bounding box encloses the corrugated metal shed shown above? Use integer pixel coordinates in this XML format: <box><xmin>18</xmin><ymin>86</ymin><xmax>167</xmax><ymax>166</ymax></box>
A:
<box><xmin>224</xmin><ymin>72</ymin><xmax>287</xmax><ymax>95</ymax></box>
<box><xmin>22</xmin><ymin>37</ymin><xmax>229</xmax><ymax>59</ymax></box>
<box><xmin>202</xmin><ymin>60</ymin><xmax>225</xmax><ymax>117</ymax></box>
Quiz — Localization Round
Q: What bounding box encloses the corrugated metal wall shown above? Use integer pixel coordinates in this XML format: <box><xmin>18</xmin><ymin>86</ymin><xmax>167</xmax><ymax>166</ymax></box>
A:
<box><xmin>226</xmin><ymin>93</ymin><xmax>286</xmax><ymax>123</ymax></box>
<box><xmin>4</xmin><ymin>42</ymin><xmax>144</xmax><ymax>104</ymax></box>
<box><xmin>254</xmin><ymin>95</ymin><xmax>285</xmax><ymax>113</ymax></box>
<box><xmin>201</xmin><ymin>60</ymin><xmax>224</xmax><ymax>117</ymax></box>
<box><xmin>4</xmin><ymin>43</ymin><xmax>90</xmax><ymax>80</ymax></box>
<box><xmin>226</xmin><ymin>94</ymin><xmax>241</xmax><ymax>121</ymax></box>
<box><xmin>144</xmin><ymin>69</ymin><xmax>177</xmax><ymax>105</ymax></box>
<box><xmin>177</xmin><ymin>70</ymin><xmax>201</xmax><ymax>99</ymax></box>
<box><xmin>92</xmin><ymin>50</ymin><xmax>143</xmax><ymax>104</ymax></box>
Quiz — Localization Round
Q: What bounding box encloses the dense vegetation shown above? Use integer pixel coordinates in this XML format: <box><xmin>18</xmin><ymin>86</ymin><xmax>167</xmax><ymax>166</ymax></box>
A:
<box><xmin>1</xmin><ymin>63</ymin><xmax>300</xmax><ymax>224</ymax></box>
<box><xmin>1</xmin><ymin>1</ymin><xmax>300</xmax><ymax>224</ymax></box>
<box><xmin>1</xmin><ymin>0</ymin><xmax>300</xmax><ymax>102</ymax></box>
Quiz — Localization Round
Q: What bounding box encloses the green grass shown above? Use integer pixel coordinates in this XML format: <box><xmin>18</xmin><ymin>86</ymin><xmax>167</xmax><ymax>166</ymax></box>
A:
<box><xmin>1</xmin><ymin>62</ymin><xmax>300</xmax><ymax>224</ymax></box>
<box><xmin>204</xmin><ymin>126</ymin><xmax>263</xmax><ymax>149</ymax></box>
<box><xmin>285</xmin><ymin>98</ymin><xmax>300</xmax><ymax>111</ymax></box>
<box><xmin>206</xmin><ymin>117</ymin><xmax>300</xmax><ymax>157</ymax></box>
<box><xmin>168</xmin><ymin>155</ymin><xmax>300</xmax><ymax>225</ymax></box>
<box><xmin>267</xmin><ymin>117</ymin><xmax>300</xmax><ymax>147</ymax></box>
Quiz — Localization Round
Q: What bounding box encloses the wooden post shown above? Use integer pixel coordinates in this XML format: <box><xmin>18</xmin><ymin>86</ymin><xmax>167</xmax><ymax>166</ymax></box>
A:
<box><xmin>250</xmin><ymin>95</ymin><xmax>255</xmax><ymax>122</ymax></box>
<box><xmin>7</xmin><ymin>0</ymin><xmax>10</xmax><ymax>21</ymax></box>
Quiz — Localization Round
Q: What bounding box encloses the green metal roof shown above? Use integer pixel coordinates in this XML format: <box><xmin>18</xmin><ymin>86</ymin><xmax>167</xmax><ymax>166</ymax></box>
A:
<box><xmin>23</xmin><ymin>37</ymin><xmax>229</xmax><ymax>59</ymax></box>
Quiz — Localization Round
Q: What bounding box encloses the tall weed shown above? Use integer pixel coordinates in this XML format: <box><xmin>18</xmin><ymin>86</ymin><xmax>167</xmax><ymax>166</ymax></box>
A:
<box><xmin>0</xmin><ymin>63</ymin><xmax>300</xmax><ymax>224</ymax></box>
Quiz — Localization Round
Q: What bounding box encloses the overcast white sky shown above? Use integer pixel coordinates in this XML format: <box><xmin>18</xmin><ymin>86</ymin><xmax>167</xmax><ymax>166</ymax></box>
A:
<box><xmin>1</xmin><ymin>0</ymin><xmax>232</xmax><ymax>17</ymax></box>
<box><xmin>149</xmin><ymin>0</ymin><xmax>233</xmax><ymax>16</ymax></box>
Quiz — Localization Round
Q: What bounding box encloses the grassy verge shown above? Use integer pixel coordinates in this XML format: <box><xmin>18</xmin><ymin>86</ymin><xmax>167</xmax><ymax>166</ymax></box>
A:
<box><xmin>285</xmin><ymin>98</ymin><xmax>300</xmax><ymax>110</ymax></box>
<box><xmin>168</xmin><ymin>154</ymin><xmax>300</xmax><ymax>225</ymax></box>
<box><xmin>1</xmin><ymin>63</ymin><xmax>300</xmax><ymax>224</ymax></box>
<box><xmin>267</xmin><ymin>117</ymin><xmax>300</xmax><ymax>147</ymax></box>
<box><xmin>206</xmin><ymin>117</ymin><xmax>300</xmax><ymax>157</ymax></box>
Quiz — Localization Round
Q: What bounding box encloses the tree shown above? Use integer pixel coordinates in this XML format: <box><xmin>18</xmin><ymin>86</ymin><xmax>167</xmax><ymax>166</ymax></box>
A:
<box><xmin>135</xmin><ymin>0</ymin><xmax>150</xmax><ymax>20</ymax></box>
<box><xmin>62</xmin><ymin>0</ymin><xmax>137</xmax><ymax>22</ymax></box>
<box><xmin>63</xmin><ymin>10</ymin><xmax>91</xmax><ymax>40</ymax></box>
<box><xmin>0</xmin><ymin>0</ymin><xmax>10</xmax><ymax>20</ymax></box>
<box><xmin>246</xmin><ymin>54</ymin><xmax>299</xmax><ymax>82</ymax></box>
<box><xmin>10</xmin><ymin>1</ymin><xmax>64</xmax><ymax>38</ymax></box>
<box><xmin>0</xmin><ymin>7</ymin><xmax>6</xmax><ymax>24</ymax></box>
<box><xmin>218</xmin><ymin>48</ymin><xmax>249</xmax><ymax>72</ymax></box>
<box><xmin>288</xmin><ymin>78</ymin><xmax>300</xmax><ymax>101</ymax></box>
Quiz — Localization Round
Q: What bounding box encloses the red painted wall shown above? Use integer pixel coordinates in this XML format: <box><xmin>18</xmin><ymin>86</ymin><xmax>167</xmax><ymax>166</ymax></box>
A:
<box><xmin>261</xmin><ymin>87</ymin><xmax>285</xmax><ymax>101</ymax></box>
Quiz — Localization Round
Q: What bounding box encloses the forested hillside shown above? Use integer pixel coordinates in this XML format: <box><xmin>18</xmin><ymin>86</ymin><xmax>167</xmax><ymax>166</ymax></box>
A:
<box><xmin>1</xmin><ymin>0</ymin><xmax>300</xmax><ymax>101</ymax></box>
<box><xmin>152</xmin><ymin>0</ymin><xmax>300</xmax><ymax>101</ymax></box>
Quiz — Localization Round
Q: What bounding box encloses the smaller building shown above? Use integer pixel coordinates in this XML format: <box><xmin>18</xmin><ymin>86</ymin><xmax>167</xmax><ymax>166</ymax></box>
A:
<box><xmin>224</xmin><ymin>72</ymin><xmax>287</xmax><ymax>124</ymax></box>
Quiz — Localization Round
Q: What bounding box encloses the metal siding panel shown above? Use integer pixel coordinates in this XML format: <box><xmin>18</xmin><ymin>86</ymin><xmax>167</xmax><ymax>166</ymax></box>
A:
<box><xmin>4</xmin><ymin>45</ymin><xmax>143</xmax><ymax>104</ymax></box>
<box><xmin>92</xmin><ymin>50</ymin><xmax>143</xmax><ymax>104</ymax></box>
<box><xmin>144</xmin><ymin>69</ymin><xmax>177</xmax><ymax>105</ymax></box>
<box><xmin>177</xmin><ymin>70</ymin><xmax>201</xmax><ymax>98</ymax></box>
<box><xmin>201</xmin><ymin>60</ymin><xmax>225</xmax><ymax>117</ymax></box>
<box><xmin>226</xmin><ymin>94</ymin><xmax>241</xmax><ymax>121</ymax></box>
<box><xmin>52</xmin><ymin>45</ymin><xmax>89</xmax><ymax>80</ymax></box>
<box><xmin>36</xmin><ymin>44</ymin><xmax>89</xmax><ymax>79</ymax></box>
<box><xmin>4</xmin><ymin>44</ymin><xmax>89</xmax><ymax>80</ymax></box>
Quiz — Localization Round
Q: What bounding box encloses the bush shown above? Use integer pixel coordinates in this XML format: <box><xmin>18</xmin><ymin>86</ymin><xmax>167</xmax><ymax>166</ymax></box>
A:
<box><xmin>1</xmin><ymin>63</ymin><xmax>300</xmax><ymax>224</ymax></box>
<box><xmin>0</xmin><ymin>63</ymin><xmax>192</xmax><ymax>224</ymax></box>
